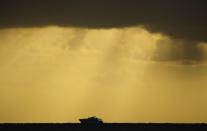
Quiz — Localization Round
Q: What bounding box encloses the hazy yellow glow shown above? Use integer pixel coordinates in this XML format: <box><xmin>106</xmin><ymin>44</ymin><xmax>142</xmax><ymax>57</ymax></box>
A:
<box><xmin>0</xmin><ymin>26</ymin><xmax>207</xmax><ymax>123</ymax></box>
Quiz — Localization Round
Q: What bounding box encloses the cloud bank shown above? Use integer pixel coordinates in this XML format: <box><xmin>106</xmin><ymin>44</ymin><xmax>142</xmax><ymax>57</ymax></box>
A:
<box><xmin>0</xmin><ymin>26</ymin><xmax>207</xmax><ymax>64</ymax></box>
<box><xmin>1</xmin><ymin>0</ymin><xmax>207</xmax><ymax>42</ymax></box>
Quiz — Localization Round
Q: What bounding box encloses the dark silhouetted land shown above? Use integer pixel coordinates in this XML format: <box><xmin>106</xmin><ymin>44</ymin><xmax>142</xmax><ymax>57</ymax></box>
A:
<box><xmin>0</xmin><ymin>123</ymin><xmax>207</xmax><ymax>131</ymax></box>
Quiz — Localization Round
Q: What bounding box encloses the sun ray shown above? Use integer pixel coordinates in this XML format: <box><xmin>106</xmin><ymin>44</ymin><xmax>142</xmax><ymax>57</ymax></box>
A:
<box><xmin>0</xmin><ymin>26</ymin><xmax>207</xmax><ymax>123</ymax></box>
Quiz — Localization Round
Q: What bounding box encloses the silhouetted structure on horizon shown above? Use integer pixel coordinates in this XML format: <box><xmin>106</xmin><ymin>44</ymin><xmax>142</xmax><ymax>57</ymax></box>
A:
<box><xmin>79</xmin><ymin>117</ymin><xmax>103</xmax><ymax>124</ymax></box>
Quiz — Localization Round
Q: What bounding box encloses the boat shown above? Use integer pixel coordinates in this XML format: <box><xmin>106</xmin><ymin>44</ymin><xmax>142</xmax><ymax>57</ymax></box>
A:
<box><xmin>79</xmin><ymin>116</ymin><xmax>103</xmax><ymax>124</ymax></box>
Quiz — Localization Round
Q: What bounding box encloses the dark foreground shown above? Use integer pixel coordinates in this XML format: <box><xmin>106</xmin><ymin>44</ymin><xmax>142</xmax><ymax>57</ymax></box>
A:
<box><xmin>0</xmin><ymin>123</ymin><xmax>207</xmax><ymax>131</ymax></box>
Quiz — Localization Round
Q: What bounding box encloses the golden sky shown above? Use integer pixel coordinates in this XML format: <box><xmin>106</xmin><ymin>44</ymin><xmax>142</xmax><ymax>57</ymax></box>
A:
<box><xmin>0</xmin><ymin>26</ymin><xmax>207</xmax><ymax>123</ymax></box>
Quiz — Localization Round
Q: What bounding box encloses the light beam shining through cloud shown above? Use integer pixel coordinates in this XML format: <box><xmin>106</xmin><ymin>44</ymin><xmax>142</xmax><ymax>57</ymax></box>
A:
<box><xmin>0</xmin><ymin>26</ymin><xmax>207</xmax><ymax>123</ymax></box>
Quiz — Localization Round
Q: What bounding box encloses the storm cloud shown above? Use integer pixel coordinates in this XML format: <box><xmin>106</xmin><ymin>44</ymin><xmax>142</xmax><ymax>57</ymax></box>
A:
<box><xmin>1</xmin><ymin>0</ymin><xmax>207</xmax><ymax>42</ymax></box>
<box><xmin>1</xmin><ymin>2</ymin><xmax>207</xmax><ymax>122</ymax></box>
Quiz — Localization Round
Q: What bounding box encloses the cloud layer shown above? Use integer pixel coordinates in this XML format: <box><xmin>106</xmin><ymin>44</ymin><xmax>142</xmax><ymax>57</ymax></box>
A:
<box><xmin>0</xmin><ymin>26</ymin><xmax>207</xmax><ymax>65</ymax></box>
<box><xmin>1</xmin><ymin>0</ymin><xmax>207</xmax><ymax>42</ymax></box>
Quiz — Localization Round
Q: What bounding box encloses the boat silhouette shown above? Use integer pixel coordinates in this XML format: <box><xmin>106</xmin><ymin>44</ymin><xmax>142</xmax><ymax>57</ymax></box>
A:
<box><xmin>79</xmin><ymin>116</ymin><xmax>103</xmax><ymax>124</ymax></box>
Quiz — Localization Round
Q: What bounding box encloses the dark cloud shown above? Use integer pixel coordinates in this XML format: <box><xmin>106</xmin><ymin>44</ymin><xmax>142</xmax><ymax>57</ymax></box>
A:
<box><xmin>1</xmin><ymin>0</ymin><xmax>207</xmax><ymax>42</ymax></box>
<box><xmin>153</xmin><ymin>39</ymin><xmax>205</xmax><ymax>64</ymax></box>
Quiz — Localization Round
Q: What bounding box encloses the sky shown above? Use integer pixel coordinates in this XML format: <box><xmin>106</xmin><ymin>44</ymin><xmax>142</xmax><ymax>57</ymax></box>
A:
<box><xmin>0</xmin><ymin>1</ymin><xmax>207</xmax><ymax>123</ymax></box>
